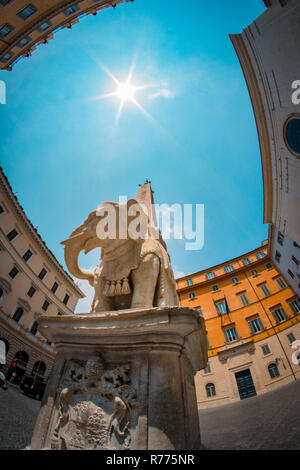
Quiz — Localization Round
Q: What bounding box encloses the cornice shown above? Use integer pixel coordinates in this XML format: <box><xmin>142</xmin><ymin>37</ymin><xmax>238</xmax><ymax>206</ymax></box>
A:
<box><xmin>229</xmin><ymin>33</ymin><xmax>273</xmax><ymax>225</ymax></box>
<box><xmin>0</xmin><ymin>166</ymin><xmax>84</xmax><ymax>298</ymax></box>
<box><xmin>177</xmin><ymin>254</ymin><xmax>271</xmax><ymax>294</ymax></box>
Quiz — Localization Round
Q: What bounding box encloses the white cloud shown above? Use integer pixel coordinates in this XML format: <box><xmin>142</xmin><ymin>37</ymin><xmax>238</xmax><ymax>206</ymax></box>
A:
<box><xmin>75</xmin><ymin>279</ymin><xmax>94</xmax><ymax>314</ymax></box>
<box><xmin>148</xmin><ymin>88</ymin><xmax>176</xmax><ymax>100</ymax></box>
<box><xmin>174</xmin><ymin>269</ymin><xmax>186</xmax><ymax>279</ymax></box>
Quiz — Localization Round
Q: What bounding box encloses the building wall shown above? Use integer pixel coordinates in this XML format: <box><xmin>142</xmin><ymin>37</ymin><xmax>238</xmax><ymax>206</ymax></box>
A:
<box><xmin>0</xmin><ymin>0</ymin><xmax>133</xmax><ymax>70</ymax></box>
<box><xmin>269</xmin><ymin>224</ymin><xmax>300</xmax><ymax>297</ymax></box>
<box><xmin>177</xmin><ymin>244</ymin><xmax>300</xmax><ymax>408</ymax></box>
<box><xmin>0</xmin><ymin>166</ymin><xmax>84</xmax><ymax>384</ymax></box>
<box><xmin>230</xmin><ymin>0</ymin><xmax>300</xmax><ymax>245</ymax></box>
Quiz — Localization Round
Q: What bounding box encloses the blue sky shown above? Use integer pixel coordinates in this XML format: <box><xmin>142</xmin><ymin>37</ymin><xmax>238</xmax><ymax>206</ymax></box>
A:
<box><xmin>0</xmin><ymin>0</ymin><xmax>268</xmax><ymax>311</ymax></box>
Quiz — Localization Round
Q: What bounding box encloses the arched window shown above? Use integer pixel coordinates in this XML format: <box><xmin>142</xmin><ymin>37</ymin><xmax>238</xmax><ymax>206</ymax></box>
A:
<box><xmin>268</xmin><ymin>363</ymin><xmax>280</xmax><ymax>379</ymax></box>
<box><xmin>206</xmin><ymin>383</ymin><xmax>216</xmax><ymax>398</ymax></box>
<box><xmin>0</xmin><ymin>338</ymin><xmax>9</xmax><ymax>365</ymax></box>
<box><xmin>32</xmin><ymin>361</ymin><xmax>46</xmax><ymax>379</ymax></box>
<box><xmin>30</xmin><ymin>321</ymin><xmax>38</xmax><ymax>336</ymax></box>
<box><xmin>12</xmin><ymin>307</ymin><xmax>24</xmax><ymax>323</ymax></box>
<box><xmin>9</xmin><ymin>351</ymin><xmax>29</xmax><ymax>384</ymax></box>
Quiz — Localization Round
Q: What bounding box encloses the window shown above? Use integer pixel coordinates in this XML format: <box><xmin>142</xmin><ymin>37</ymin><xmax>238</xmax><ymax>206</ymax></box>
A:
<box><xmin>287</xmin><ymin>269</ymin><xmax>295</xmax><ymax>279</ymax></box>
<box><xmin>0</xmin><ymin>23</ymin><xmax>14</xmax><ymax>38</ymax></box>
<box><xmin>206</xmin><ymin>383</ymin><xmax>216</xmax><ymax>398</ymax></box>
<box><xmin>285</xmin><ymin>117</ymin><xmax>300</xmax><ymax>155</ymax></box>
<box><xmin>37</xmin><ymin>21</ymin><xmax>52</xmax><ymax>33</ymax></box>
<box><xmin>16</xmin><ymin>36</ymin><xmax>31</xmax><ymax>48</ymax></box>
<box><xmin>277</xmin><ymin>232</ymin><xmax>284</xmax><ymax>246</ymax></box>
<box><xmin>0</xmin><ymin>51</ymin><xmax>13</xmax><ymax>63</ymax></box>
<box><xmin>265</xmin><ymin>263</ymin><xmax>273</xmax><ymax>270</ymax></box>
<box><xmin>248</xmin><ymin>317</ymin><xmax>264</xmax><ymax>334</ymax></box>
<box><xmin>242</xmin><ymin>258</ymin><xmax>250</xmax><ymax>265</ymax></box>
<box><xmin>32</xmin><ymin>361</ymin><xmax>46</xmax><ymax>378</ymax></box>
<box><xmin>30</xmin><ymin>321</ymin><xmax>38</xmax><ymax>336</ymax></box>
<box><xmin>240</xmin><ymin>293</ymin><xmax>249</xmax><ymax>306</ymax></box>
<box><xmin>57</xmin><ymin>311</ymin><xmax>63</xmax><ymax>316</ymax></box>
<box><xmin>0</xmin><ymin>204</ymin><xmax>5</xmax><ymax>214</ymax></box>
<box><xmin>38</xmin><ymin>268</ymin><xmax>47</xmax><ymax>280</ymax></box>
<box><xmin>8</xmin><ymin>266</ymin><xmax>19</xmax><ymax>279</ymax></box>
<box><xmin>63</xmin><ymin>4</ymin><xmax>80</xmax><ymax>15</ymax></box>
<box><xmin>42</xmin><ymin>300</ymin><xmax>50</xmax><ymax>312</ymax></box>
<box><xmin>51</xmin><ymin>281</ymin><xmax>59</xmax><ymax>294</ymax></box>
<box><xmin>262</xmin><ymin>344</ymin><xmax>271</xmax><ymax>356</ymax></box>
<box><xmin>6</xmin><ymin>228</ymin><xmax>18</xmax><ymax>241</ymax></box>
<box><xmin>215</xmin><ymin>300</ymin><xmax>227</xmax><ymax>315</ymax></box>
<box><xmin>251</xmin><ymin>269</ymin><xmax>258</xmax><ymax>276</ymax></box>
<box><xmin>291</xmin><ymin>256</ymin><xmax>299</xmax><ymax>266</ymax></box>
<box><xmin>186</xmin><ymin>279</ymin><xmax>193</xmax><ymax>286</ymax></box>
<box><xmin>275</xmin><ymin>251</ymin><xmax>281</xmax><ymax>263</ymax></box>
<box><xmin>232</xmin><ymin>277</ymin><xmax>239</xmax><ymax>285</ymax></box>
<box><xmin>212</xmin><ymin>285</ymin><xmax>219</xmax><ymax>292</ymax></box>
<box><xmin>260</xmin><ymin>284</ymin><xmax>271</xmax><ymax>297</ymax></box>
<box><xmin>203</xmin><ymin>363</ymin><xmax>211</xmax><ymax>374</ymax></box>
<box><xmin>27</xmin><ymin>286</ymin><xmax>36</xmax><ymax>298</ymax></box>
<box><xmin>287</xmin><ymin>332</ymin><xmax>296</xmax><ymax>344</ymax></box>
<box><xmin>189</xmin><ymin>292</ymin><xmax>196</xmax><ymax>300</ymax></box>
<box><xmin>0</xmin><ymin>0</ymin><xmax>14</xmax><ymax>5</ymax></box>
<box><xmin>22</xmin><ymin>249</ymin><xmax>33</xmax><ymax>262</ymax></box>
<box><xmin>12</xmin><ymin>307</ymin><xmax>23</xmax><ymax>323</ymax></box>
<box><xmin>256</xmin><ymin>252</ymin><xmax>265</xmax><ymax>259</ymax></box>
<box><xmin>17</xmin><ymin>4</ymin><xmax>37</xmax><ymax>20</ymax></box>
<box><xmin>268</xmin><ymin>363</ymin><xmax>280</xmax><ymax>379</ymax></box>
<box><xmin>289</xmin><ymin>298</ymin><xmax>300</xmax><ymax>314</ymax></box>
<box><xmin>271</xmin><ymin>307</ymin><xmax>288</xmax><ymax>323</ymax></box>
<box><xmin>276</xmin><ymin>277</ymin><xmax>286</xmax><ymax>289</ymax></box>
<box><xmin>0</xmin><ymin>287</ymin><xmax>4</xmax><ymax>302</ymax></box>
<box><xmin>293</xmin><ymin>241</ymin><xmax>300</xmax><ymax>249</ymax></box>
<box><xmin>224</xmin><ymin>265</ymin><xmax>234</xmax><ymax>273</ymax></box>
<box><xmin>63</xmin><ymin>294</ymin><xmax>70</xmax><ymax>305</ymax></box>
<box><xmin>206</xmin><ymin>272</ymin><xmax>215</xmax><ymax>280</ymax></box>
<box><xmin>224</xmin><ymin>326</ymin><xmax>239</xmax><ymax>343</ymax></box>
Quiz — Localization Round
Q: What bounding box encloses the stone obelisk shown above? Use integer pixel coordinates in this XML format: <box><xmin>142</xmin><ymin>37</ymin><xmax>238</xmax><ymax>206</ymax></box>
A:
<box><xmin>30</xmin><ymin>182</ymin><xmax>207</xmax><ymax>450</ymax></box>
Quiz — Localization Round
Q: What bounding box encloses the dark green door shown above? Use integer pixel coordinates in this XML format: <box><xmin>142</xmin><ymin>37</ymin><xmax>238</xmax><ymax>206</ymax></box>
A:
<box><xmin>235</xmin><ymin>369</ymin><xmax>257</xmax><ymax>400</ymax></box>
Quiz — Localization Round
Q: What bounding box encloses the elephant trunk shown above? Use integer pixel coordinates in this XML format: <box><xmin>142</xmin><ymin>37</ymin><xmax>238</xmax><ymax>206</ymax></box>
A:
<box><xmin>62</xmin><ymin>237</ymin><xmax>94</xmax><ymax>281</ymax></box>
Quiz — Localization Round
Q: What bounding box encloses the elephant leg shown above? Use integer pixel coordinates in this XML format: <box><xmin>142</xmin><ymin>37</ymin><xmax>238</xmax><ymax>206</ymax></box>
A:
<box><xmin>91</xmin><ymin>278</ymin><xmax>112</xmax><ymax>313</ymax></box>
<box><xmin>131</xmin><ymin>253</ymin><xmax>160</xmax><ymax>309</ymax></box>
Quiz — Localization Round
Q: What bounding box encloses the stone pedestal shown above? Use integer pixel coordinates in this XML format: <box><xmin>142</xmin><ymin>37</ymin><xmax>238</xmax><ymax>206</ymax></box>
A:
<box><xmin>30</xmin><ymin>306</ymin><xmax>208</xmax><ymax>450</ymax></box>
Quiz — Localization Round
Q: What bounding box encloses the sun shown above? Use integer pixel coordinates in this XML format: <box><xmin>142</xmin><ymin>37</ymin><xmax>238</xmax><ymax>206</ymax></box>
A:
<box><xmin>116</xmin><ymin>81</ymin><xmax>136</xmax><ymax>102</ymax></box>
<box><xmin>93</xmin><ymin>60</ymin><xmax>154</xmax><ymax>127</ymax></box>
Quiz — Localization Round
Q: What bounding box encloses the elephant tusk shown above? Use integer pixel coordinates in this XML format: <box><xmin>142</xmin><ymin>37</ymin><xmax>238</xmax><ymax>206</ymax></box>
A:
<box><xmin>60</xmin><ymin>231</ymin><xmax>89</xmax><ymax>245</ymax></box>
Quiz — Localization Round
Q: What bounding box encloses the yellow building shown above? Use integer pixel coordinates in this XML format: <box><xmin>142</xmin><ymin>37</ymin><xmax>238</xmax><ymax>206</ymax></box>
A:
<box><xmin>0</xmin><ymin>166</ymin><xmax>84</xmax><ymax>386</ymax></box>
<box><xmin>176</xmin><ymin>243</ymin><xmax>300</xmax><ymax>408</ymax></box>
<box><xmin>0</xmin><ymin>0</ymin><xmax>134</xmax><ymax>70</ymax></box>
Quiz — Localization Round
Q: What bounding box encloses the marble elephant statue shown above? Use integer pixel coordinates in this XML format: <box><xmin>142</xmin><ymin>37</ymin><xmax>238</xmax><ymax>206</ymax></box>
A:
<box><xmin>61</xmin><ymin>199</ymin><xmax>179</xmax><ymax>312</ymax></box>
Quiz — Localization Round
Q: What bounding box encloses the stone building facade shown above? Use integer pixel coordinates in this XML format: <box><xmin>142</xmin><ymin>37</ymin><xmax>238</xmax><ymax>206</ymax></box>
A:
<box><xmin>176</xmin><ymin>243</ymin><xmax>300</xmax><ymax>408</ymax></box>
<box><xmin>230</xmin><ymin>0</ymin><xmax>300</xmax><ymax>245</ymax></box>
<box><xmin>0</xmin><ymin>0</ymin><xmax>134</xmax><ymax>70</ymax></box>
<box><xmin>0</xmin><ymin>166</ymin><xmax>84</xmax><ymax>385</ymax></box>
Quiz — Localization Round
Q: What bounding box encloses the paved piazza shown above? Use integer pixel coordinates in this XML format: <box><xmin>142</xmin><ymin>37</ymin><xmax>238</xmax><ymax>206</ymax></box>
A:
<box><xmin>0</xmin><ymin>380</ymin><xmax>299</xmax><ymax>450</ymax></box>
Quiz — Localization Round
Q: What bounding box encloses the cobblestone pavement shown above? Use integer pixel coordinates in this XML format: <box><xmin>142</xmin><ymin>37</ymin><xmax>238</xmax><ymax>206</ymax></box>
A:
<box><xmin>0</xmin><ymin>378</ymin><xmax>299</xmax><ymax>450</ymax></box>
<box><xmin>199</xmin><ymin>379</ymin><xmax>300</xmax><ymax>450</ymax></box>
<box><xmin>0</xmin><ymin>383</ymin><xmax>41</xmax><ymax>450</ymax></box>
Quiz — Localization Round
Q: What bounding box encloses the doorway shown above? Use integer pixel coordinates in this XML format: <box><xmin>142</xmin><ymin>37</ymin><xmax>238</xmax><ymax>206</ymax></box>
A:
<box><xmin>235</xmin><ymin>368</ymin><xmax>257</xmax><ymax>400</ymax></box>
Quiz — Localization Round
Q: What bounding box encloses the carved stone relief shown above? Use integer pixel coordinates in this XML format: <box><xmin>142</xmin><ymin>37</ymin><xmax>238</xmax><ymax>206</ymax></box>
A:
<box><xmin>50</xmin><ymin>354</ymin><xmax>138</xmax><ymax>450</ymax></box>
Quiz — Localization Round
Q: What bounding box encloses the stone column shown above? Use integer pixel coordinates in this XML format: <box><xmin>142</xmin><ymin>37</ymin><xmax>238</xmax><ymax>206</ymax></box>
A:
<box><xmin>30</xmin><ymin>306</ymin><xmax>207</xmax><ymax>450</ymax></box>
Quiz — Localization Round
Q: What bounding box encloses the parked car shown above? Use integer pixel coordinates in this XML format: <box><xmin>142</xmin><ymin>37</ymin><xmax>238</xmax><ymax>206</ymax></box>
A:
<box><xmin>20</xmin><ymin>376</ymin><xmax>46</xmax><ymax>400</ymax></box>
<box><xmin>0</xmin><ymin>370</ymin><xmax>7</xmax><ymax>390</ymax></box>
